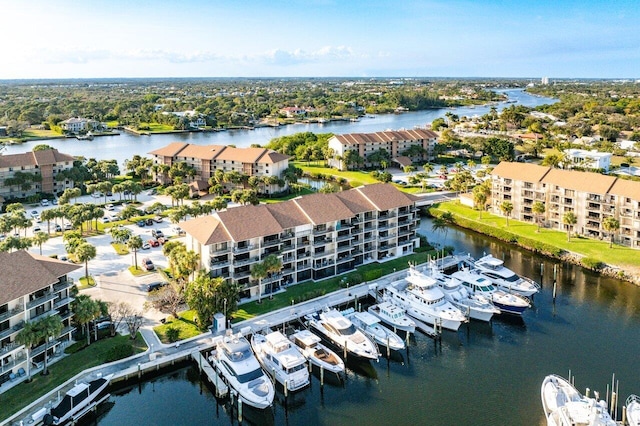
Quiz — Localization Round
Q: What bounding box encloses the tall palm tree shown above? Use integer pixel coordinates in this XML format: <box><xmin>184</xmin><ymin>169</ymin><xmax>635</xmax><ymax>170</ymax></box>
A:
<box><xmin>500</xmin><ymin>201</ymin><xmax>514</xmax><ymax>226</ymax></box>
<box><xmin>128</xmin><ymin>236</ymin><xmax>143</xmax><ymax>269</ymax></box>
<box><xmin>532</xmin><ymin>201</ymin><xmax>546</xmax><ymax>232</ymax></box>
<box><xmin>73</xmin><ymin>295</ymin><xmax>100</xmax><ymax>345</ymax></box>
<box><xmin>38</xmin><ymin>314</ymin><xmax>63</xmax><ymax>375</ymax></box>
<box><xmin>602</xmin><ymin>217</ymin><xmax>620</xmax><ymax>248</ymax></box>
<box><xmin>562</xmin><ymin>211</ymin><xmax>577</xmax><ymax>242</ymax></box>
<box><xmin>250</xmin><ymin>262</ymin><xmax>268</xmax><ymax>304</ymax></box>
<box><xmin>32</xmin><ymin>231</ymin><xmax>50</xmax><ymax>255</ymax></box>
<box><xmin>75</xmin><ymin>242</ymin><xmax>97</xmax><ymax>283</ymax></box>
<box><xmin>262</xmin><ymin>254</ymin><xmax>283</xmax><ymax>299</ymax></box>
<box><xmin>15</xmin><ymin>321</ymin><xmax>41</xmax><ymax>381</ymax></box>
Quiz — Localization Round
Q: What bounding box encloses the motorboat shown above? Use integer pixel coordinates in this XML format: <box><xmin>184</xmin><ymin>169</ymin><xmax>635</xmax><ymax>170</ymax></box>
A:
<box><xmin>451</xmin><ymin>268</ymin><xmax>530</xmax><ymax>315</ymax></box>
<box><xmin>307</xmin><ymin>309</ymin><xmax>379</xmax><ymax>361</ymax></box>
<box><xmin>251</xmin><ymin>330</ymin><xmax>310</xmax><ymax>392</ymax></box>
<box><xmin>367</xmin><ymin>301</ymin><xmax>416</xmax><ymax>334</ymax></box>
<box><xmin>289</xmin><ymin>329</ymin><xmax>345</xmax><ymax>375</ymax></box>
<box><xmin>541</xmin><ymin>374</ymin><xmax>616</xmax><ymax>426</ymax></box>
<box><xmin>472</xmin><ymin>254</ymin><xmax>540</xmax><ymax>297</ymax></box>
<box><xmin>43</xmin><ymin>374</ymin><xmax>113</xmax><ymax>425</ymax></box>
<box><xmin>426</xmin><ymin>265</ymin><xmax>500</xmax><ymax>322</ymax></box>
<box><xmin>209</xmin><ymin>333</ymin><xmax>274</xmax><ymax>409</ymax></box>
<box><xmin>627</xmin><ymin>394</ymin><xmax>640</xmax><ymax>426</ymax></box>
<box><xmin>342</xmin><ymin>309</ymin><xmax>405</xmax><ymax>351</ymax></box>
<box><xmin>385</xmin><ymin>266</ymin><xmax>468</xmax><ymax>331</ymax></box>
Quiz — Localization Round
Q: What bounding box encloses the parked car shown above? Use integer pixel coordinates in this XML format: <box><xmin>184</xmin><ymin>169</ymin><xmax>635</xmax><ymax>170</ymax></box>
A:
<box><xmin>91</xmin><ymin>192</ymin><xmax>103</xmax><ymax>198</ymax></box>
<box><xmin>137</xmin><ymin>220</ymin><xmax>146</xmax><ymax>227</ymax></box>
<box><xmin>153</xmin><ymin>216</ymin><xmax>163</xmax><ymax>223</ymax></box>
<box><xmin>141</xmin><ymin>242</ymin><xmax>151</xmax><ymax>250</ymax></box>
<box><xmin>147</xmin><ymin>238</ymin><xmax>160</xmax><ymax>247</ymax></box>
<box><xmin>172</xmin><ymin>226</ymin><xmax>185</xmax><ymax>236</ymax></box>
<box><xmin>141</xmin><ymin>258</ymin><xmax>155</xmax><ymax>271</ymax></box>
<box><xmin>35</xmin><ymin>215</ymin><xmax>42</xmax><ymax>223</ymax></box>
<box><xmin>55</xmin><ymin>224</ymin><xmax>62</xmax><ymax>232</ymax></box>
<box><xmin>101</xmin><ymin>217</ymin><xmax>111</xmax><ymax>223</ymax></box>
<box><xmin>145</xmin><ymin>218</ymin><xmax>154</xmax><ymax>226</ymax></box>
<box><xmin>31</xmin><ymin>210</ymin><xmax>39</xmax><ymax>218</ymax></box>
<box><xmin>146</xmin><ymin>188</ymin><xmax>157</xmax><ymax>196</ymax></box>
<box><xmin>52</xmin><ymin>199</ymin><xmax>58</xmax><ymax>205</ymax></box>
<box><xmin>146</xmin><ymin>281</ymin><xmax>167</xmax><ymax>292</ymax></box>
<box><xmin>32</xmin><ymin>226</ymin><xmax>42</xmax><ymax>233</ymax></box>
<box><xmin>106</xmin><ymin>204</ymin><xmax>115</xmax><ymax>211</ymax></box>
<box><xmin>64</xmin><ymin>223</ymin><xmax>73</xmax><ymax>230</ymax></box>
<box><xmin>151</xmin><ymin>229</ymin><xmax>164</xmax><ymax>239</ymax></box>
<box><xmin>41</xmin><ymin>199</ymin><xmax>49</xmax><ymax>206</ymax></box>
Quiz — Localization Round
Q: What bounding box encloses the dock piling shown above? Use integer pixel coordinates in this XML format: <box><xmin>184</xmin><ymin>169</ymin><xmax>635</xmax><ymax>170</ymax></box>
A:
<box><xmin>320</xmin><ymin>366</ymin><xmax>324</xmax><ymax>387</ymax></box>
<box><xmin>238</xmin><ymin>398</ymin><xmax>243</xmax><ymax>423</ymax></box>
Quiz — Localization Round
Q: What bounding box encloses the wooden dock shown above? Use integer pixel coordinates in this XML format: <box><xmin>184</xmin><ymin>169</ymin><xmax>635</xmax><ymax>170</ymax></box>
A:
<box><xmin>192</xmin><ymin>351</ymin><xmax>228</xmax><ymax>398</ymax></box>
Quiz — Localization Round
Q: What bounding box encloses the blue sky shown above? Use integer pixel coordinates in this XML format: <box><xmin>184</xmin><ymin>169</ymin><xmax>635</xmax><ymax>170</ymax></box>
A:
<box><xmin>1</xmin><ymin>0</ymin><xmax>638</xmax><ymax>79</ymax></box>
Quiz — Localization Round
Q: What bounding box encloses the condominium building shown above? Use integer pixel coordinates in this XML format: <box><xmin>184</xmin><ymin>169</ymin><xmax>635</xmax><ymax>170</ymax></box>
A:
<box><xmin>180</xmin><ymin>183</ymin><xmax>420</xmax><ymax>299</ymax></box>
<box><xmin>149</xmin><ymin>142</ymin><xmax>290</xmax><ymax>193</ymax></box>
<box><xmin>0</xmin><ymin>148</ymin><xmax>75</xmax><ymax>202</ymax></box>
<box><xmin>0</xmin><ymin>251</ymin><xmax>79</xmax><ymax>386</ymax></box>
<box><xmin>328</xmin><ymin>129</ymin><xmax>438</xmax><ymax>170</ymax></box>
<box><xmin>491</xmin><ymin>162</ymin><xmax>640</xmax><ymax>248</ymax></box>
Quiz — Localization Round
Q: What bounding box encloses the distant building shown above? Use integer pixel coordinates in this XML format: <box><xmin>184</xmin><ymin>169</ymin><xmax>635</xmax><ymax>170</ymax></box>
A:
<box><xmin>328</xmin><ymin>129</ymin><xmax>438</xmax><ymax>170</ymax></box>
<box><xmin>0</xmin><ymin>251</ymin><xmax>79</xmax><ymax>386</ymax></box>
<box><xmin>541</xmin><ymin>77</ymin><xmax>550</xmax><ymax>85</ymax></box>
<box><xmin>0</xmin><ymin>148</ymin><xmax>75</xmax><ymax>200</ymax></box>
<box><xmin>564</xmin><ymin>149</ymin><xmax>612</xmax><ymax>171</ymax></box>
<box><xmin>279</xmin><ymin>106</ymin><xmax>308</xmax><ymax>117</ymax></box>
<box><xmin>161</xmin><ymin>110</ymin><xmax>207</xmax><ymax>128</ymax></box>
<box><xmin>59</xmin><ymin>117</ymin><xmax>102</xmax><ymax>133</ymax></box>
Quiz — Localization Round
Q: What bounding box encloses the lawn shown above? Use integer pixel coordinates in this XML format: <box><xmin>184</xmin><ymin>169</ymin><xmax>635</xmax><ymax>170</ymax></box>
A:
<box><xmin>293</xmin><ymin>162</ymin><xmax>380</xmax><ymax>187</ymax></box>
<box><xmin>154</xmin><ymin>310</ymin><xmax>203</xmax><ymax>343</ymax></box>
<box><xmin>432</xmin><ymin>201</ymin><xmax>640</xmax><ymax>269</ymax></box>
<box><xmin>111</xmin><ymin>243</ymin><xmax>128</xmax><ymax>255</ymax></box>
<box><xmin>139</xmin><ymin>123</ymin><xmax>179</xmax><ymax>133</ymax></box>
<box><xmin>128</xmin><ymin>266</ymin><xmax>151</xmax><ymax>276</ymax></box>
<box><xmin>77</xmin><ymin>276</ymin><xmax>96</xmax><ymax>289</ymax></box>
<box><xmin>0</xmin><ymin>333</ymin><xmax>146</xmax><ymax>421</ymax></box>
<box><xmin>259</xmin><ymin>187</ymin><xmax>315</xmax><ymax>203</ymax></box>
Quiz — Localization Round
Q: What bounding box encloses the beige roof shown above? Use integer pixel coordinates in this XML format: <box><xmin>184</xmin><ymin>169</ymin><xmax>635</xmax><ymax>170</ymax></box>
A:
<box><xmin>217</xmin><ymin>204</ymin><xmax>284</xmax><ymax>241</ymax></box>
<box><xmin>148</xmin><ymin>142</ymin><xmax>189</xmax><ymax>157</ymax></box>
<box><xmin>491</xmin><ymin>162</ymin><xmax>551</xmax><ymax>183</ymax></box>
<box><xmin>0</xmin><ymin>251</ymin><xmax>80</xmax><ymax>306</ymax></box>
<box><xmin>179</xmin><ymin>216</ymin><xmax>231</xmax><ymax>246</ymax></box>
<box><xmin>334</xmin><ymin>190</ymin><xmax>377</xmax><ymax>214</ymax></box>
<box><xmin>332</xmin><ymin>128</ymin><xmax>438</xmax><ymax>146</ymax></box>
<box><xmin>609</xmin><ymin>178</ymin><xmax>640</xmax><ymax>201</ymax></box>
<box><xmin>393</xmin><ymin>156</ymin><xmax>413</xmax><ymax>167</ymax></box>
<box><xmin>542</xmin><ymin>168</ymin><xmax>617</xmax><ymax>195</ymax></box>
<box><xmin>355</xmin><ymin>183</ymin><xmax>416</xmax><ymax>211</ymax></box>
<box><xmin>293</xmin><ymin>192</ymin><xmax>355</xmax><ymax>225</ymax></box>
<box><xmin>178</xmin><ymin>144</ymin><xmax>225</xmax><ymax>160</ymax></box>
<box><xmin>0</xmin><ymin>148</ymin><xmax>74</xmax><ymax>169</ymax></box>
<box><xmin>264</xmin><ymin>201</ymin><xmax>309</xmax><ymax>229</ymax></box>
<box><xmin>149</xmin><ymin>143</ymin><xmax>289</xmax><ymax>165</ymax></box>
<box><xmin>259</xmin><ymin>151</ymin><xmax>290</xmax><ymax>164</ymax></box>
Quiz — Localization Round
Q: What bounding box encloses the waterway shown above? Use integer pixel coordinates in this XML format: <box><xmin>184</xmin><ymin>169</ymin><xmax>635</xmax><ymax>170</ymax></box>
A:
<box><xmin>87</xmin><ymin>217</ymin><xmax>640</xmax><ymax>426</ymax></box>
<box><xmin>3</xmin><ymin>89</ymin><xmax>555</xmax><ymax>169</ymax></box>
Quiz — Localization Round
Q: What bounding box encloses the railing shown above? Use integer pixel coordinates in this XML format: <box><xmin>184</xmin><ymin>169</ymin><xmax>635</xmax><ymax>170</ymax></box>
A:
<box><xmin>210</xmin><ymin>259</ymin><xmax>230</xmax><ymax>268</ymax></box>
<box><xmin>211</xmin><ymin>246</ymin><xmax>231</xmax><ymax>255</ymax></box>
<box><xmin>231</xmin><ymin>270</ymin><xmax>251</xmax><ymax>279</ymax></box>
<box><xmin>280</xmin><ymin>232</ymin><xmax>295</xmax><ymax>240</ymax></box>
<box><xmin>53</xmin><ymin>279</ymin><xmax>74</xmax><ymax>292</ymax></box>
<box><xmin>30</xmin><ymin>309</ymin><xmax>59</xmax><ymax>323</ymax></box>
<box><xmin>54</xmin><ymin>297</ymin><xmax>74</xmax><ymax>310</ymax></box>
<box><xmin>379</xmin><ymin>233</ymin><xmax>397</xmax><ymax>241</ymax></box>
<box><xmin>281</xmin><ymin>243</ymin><xmax>295</xmax><ymax>252</ymax></box>
<box><xmin>336</xmin><ymin>233</ymin><xmax>353</xmax><ymax>242</ymax></box>
<box><xmin>296</xmin><ymin>263</ymin><xmax>311</xmax><ymax>271</ymax></box>
<box><xmin>313</xmin><ymin>238</ymin><xmax>332</xmax><ymax>246</ymax></box>
<box><xmin>233</xmin><ymin>257</ymin><xmax>257</xmax><ymax>267</ymax></box>
<box><xmin>0</xmin><ymin>306</ymin><xmax>24</xmax><ymax>323</ymax></box>
<box><xmin>0</xmin><ymin>342</ymin><xmax>20</xmax><ymax>356</ymax></box>
<box><xmin>337</xmin><ymin>244</ymin><xmax>351</xmax><ymax>253</ymax></box>
<box><xmin>313</xmin><ymin>227</ymin><xmax>333</xmax><ymax>236</ymax></box>
<box><xmin>313</xmin><ymin>249</ymin><xmax>335</xmax><ymax>258</ymax></box>
<box><xmin>262</xmin><ymin>239</ymin><xmax>281</xmax><ymax>248</ymax></box>
<box><xmin>0</xmin><ymin>321</ymin><xmax>25</xmax><ymax>340</ymax></box>
<box><xmin>233</xmin><ymin>245</ymin><xmax>255</xmax><ymax>254</ymax></box>
<box><xmin>27</xmin><ymin>292</ymin><xmax>57</xmax><ymax>309</ymax></box>
<box><xmin>297</xmin><ymin>252</ymin><xmax>311</xmax><ymax>259</ymax></box>
<box><xmin>336</xmin><ymin>255</ymin><xmax>353</xmax><ymax>264</ymax></box>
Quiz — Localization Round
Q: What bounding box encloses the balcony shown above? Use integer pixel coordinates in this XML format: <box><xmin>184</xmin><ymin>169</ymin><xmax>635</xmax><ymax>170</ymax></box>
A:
<box><xmin>337</xmin><ymin>244</ymin><xmax>351</xmax><ymax>253</ymax></box>
<box><xmin>313</xmin><ymin>238</ymin><xmax>332</xmax><ymax>247</ymax></box>
<box><xmin>233</xmin><ymin>257</ymin><xmax>257</xmax><ymax>267</ymax></box>
<box><xmin>0</xmin><ymin>321</ymin><xmax>25</xmax><ymax>340</ymax></box>
<box><xmin>379</xmin><ymin>233</ymin><xmax>397</xmax><ymax>241</ymax></box>
<box><xmin>281</xmin><ymin>243</ymin><xmax>295</xmax><ymax>253</ymax></box>
<box><xmin>378</xmin><ymin>212</ymin><xmax>396</xmax><ymax>219</ymax></box>
<box><xmin>336</xmin><ymin>255</ymin><xmax>353</xmax><ymax>264</ymax></box>
<box><xmin>0</xmin><ymin>342</ymin><xmax>20</xmax><ymax>357</ymax></box>
<box><xmin>233</xmin><ymin>245</ymin><xmax>255</xmax><ymax>254</ymax></box>
<box><xmin>296</xmin><ymin>263</ymin><xmax>311</xmax><ymax>271</ymax></box>
<box><xmin>585</xmin><ymin>222</ymin><xmax>600</xmax><ymax>230</ymax></box>
<box><xmin>314</xmin><ymin>249</ymin><xmax>335</xmax><ymax>258</ymax></box>
<box><xmin>54</xmin><ymin>297</ymin><xmax>74</xmax><ymax>310</ymax></box>
<box><xmin>586</xmin><ymin>203</ymin><xmax>601</xmax><ymax>211</ymax></box>
<box><xmin>280</xmin><ymin>232</ymin><xmax>295</xmax><ymax>241</ymax></box>
<box><xmin>53</xmin><ymin>279</ymin><xmax>74</xmax><ymax>293</ymax></box>
<box><xmin>313</xmin><ymin>227</ymin><xmax>333</xmax><ymax>236</ymax></box>
<box><xmin>30</xmin><ymin>308</ymin><xmax>59</xmax><ymax>323</ymax></box>
<box><xmin>210</xmin><ymin>259</ymin><xmax>231</xmax><ymax>268</ymax></box>
<box><xmin>297</xmin><ymin>251</ymin><xmax>311</xmax><ymax>259</ymax></box>
<box><xmin>262</xmin><ymin>238</ymin><xmax>281</xmax><ymax>248</ymax></box>
<box><xmin>232</xmin><ymin>270</ymin><xmax>251</xmax><ymax>279</ymax></box>
<box><xmin>27</xmin><ymin>292</ymin><xmax>57</xmax><ymax>309</ymax></box>
<box><xmin>336</xmin><ymin>233</ymin><xmax>352</xmax><ymax>242</ymax></box>
<box><xmin>212</xmin><ymin>246</ymin><xmax>231</xmax><ymax>255</ymax></box>
<box><xmin>0</xmin><ymin>306</ymin><xmax>24</xmax><ymax>323</ymax></box>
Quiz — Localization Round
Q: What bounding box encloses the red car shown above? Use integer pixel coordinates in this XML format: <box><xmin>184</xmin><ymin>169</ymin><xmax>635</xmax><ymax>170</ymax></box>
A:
<box><xmin>148</xmin><ymin>239</ymin><xmax>160</xmax><ymax>247</ymax></box>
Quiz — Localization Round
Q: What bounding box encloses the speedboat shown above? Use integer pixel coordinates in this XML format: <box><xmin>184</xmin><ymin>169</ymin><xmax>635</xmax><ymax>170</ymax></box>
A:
<box><xmin>427</xmin><ymin>266</ymin><xmax>500</xmax><ymax>322</ymax></box>
<box><xmin>367</xmin><ymin>301</ymin><xmax>416</xmax><ymax>334</ymax></box>
<box><xmin>385</xmin><ymin>266</ymin><xmax>468</xmax><ymax>331</ymax></box>
<box><xmin>627</xmin><ymin>394</ymin><xmax>640</xmax><ymax>426</ymax></box>
<box><xmin>289</xmin><ymin>329</ymin><xmax>345</xmax><ymax>375</ymax></box>
<box><xmin>209</xmin><ymin>333</ymin><xmax>274</xmax><ymax>409</ymax></box>
<box><xmin>307</xmin><ymin>309</ymin><xmax>379</xmax><ymax>361</ymax></box>
<box><xmin>43</xmin><ymin>374</ymin><xmax>113</xmax><ymax>425</ymax></box>
<box><xmin>541</xmin><ymin>374</ymin><xmax>616</xmax><ymax>426</ymax></box>
<box><xmin>451</xmin><ymin>268</ymin><xmax>530</xmax><ymax>315</ymax></box>
<box><xmin>342</xmin><ymin>309</ymin><xmax>405</xmax><ymax>351</ymax></box>
<box><xmin>473</xmin><ymin>254</ymin><xmax>541</xmax><ymax>297</ymax></box>
<box><xmin>251</xmin><ymin>330</ymin><xmax>310</xmax><ymax>392</ymax></box>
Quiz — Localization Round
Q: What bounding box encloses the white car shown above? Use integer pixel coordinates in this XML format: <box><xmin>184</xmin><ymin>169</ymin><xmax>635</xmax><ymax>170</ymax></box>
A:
<box><xmin>41</xmin><ymin>199</ymin><xmax>49</xmax><ymax>206</ymax></box>
<box><xmin>106</xmin><ymin>204</ymin><xmax>115</xmax><ymax>211</ymax></box>
<box><xmin>92</xmin><ymin>192</ymin><xmax>103</xmax><ymax>198</ymax></box>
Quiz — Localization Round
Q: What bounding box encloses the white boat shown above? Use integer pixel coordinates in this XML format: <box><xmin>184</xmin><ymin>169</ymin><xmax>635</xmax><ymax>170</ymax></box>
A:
<box><xmin>385</xmin><ymin>266</ymin><xmax>468</xmax><ymax>331</ymax></box>
<box><xmin>426</xmin><ymin>265</ymin><xmax>500</xmax><ymax>322</ymax></box>
<box><xmin>473</xmin><ymin>254</ymin><xmax>541</xmax><ymax>297</ymax></box>
<box><xmin>451</xmin><ymin>269</ymin><xmax>530</xmax><ymax>315</ymax></box>
<box><xmin>541</xmin><ymin>374</ymin><xmax>616</xmax><ymax>426</ymax></box>
<box><xmin>342</xmin><ymin>309</ymin><xmax>405</xmax><ymax>351</ymax></box>
<box><xmin>44</xmin><ymin>374</ymin><xmax>113</xmax><ymax>425</ymax></box>
<box><xmin>307</xmin><ymin>309</ymin><xmax>379</xmax><ymax>361</ymax></box>
<box><xmin>289</xmin><ymin>329</ymin><xmax>345</xmax><ymax>375</ymax></box>
<box><xmin>627</xmin><ymin>394</ymin><xmax>640</xmax><ymax>426</ymax></box>
<box><xmin>251</xmin><ymin>330</ymin><xmax>310</xmax><ymax>392</ymax></box>
<box><xmin>367</xmin><ymin>301</ymin><xmax>416</xmax><ymax>333</ymax></box>
<box><xmin>210</xmin><ymin>333</ymin><xmax>274</xmax><ymax>409</ymax></box>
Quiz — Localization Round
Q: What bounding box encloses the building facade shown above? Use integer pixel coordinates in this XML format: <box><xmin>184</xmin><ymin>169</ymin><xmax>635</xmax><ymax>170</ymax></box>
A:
<box><xmin>328</xmin><ymin>129</ymin><xmax>438</xmax><ymax>170</ymax></box>
<box><xmin>0</xmin><ymin>148</ymin><xmax>75</xmax><ymax>201</ymax></box>
<box><xmin>149</xmin><ymin>142</ymin><xmax>290</xmax><ymax>194</ymax></box>
<box><xmin>0</xmin><ymin>251</ymin><xmax>79</xmax><ymax>386</ymax></box>
<box><xmin>491</xmin><ymin>162</ymin><xmax>640</xmax><ymax>248</ymax></box>
<box><xmin>180</xmin><ymin>183</ymin><xmax>420</xmax><ymax>299</ymax></box>
<box><xmin>564</xmin><ymin>149</ymin><xmax>612</xmax><ymax>171</ymax></box>
<box><xmin>59</xmin><ymin>117</ymin><xmax>102</xmax><ymax>133</ymax></box>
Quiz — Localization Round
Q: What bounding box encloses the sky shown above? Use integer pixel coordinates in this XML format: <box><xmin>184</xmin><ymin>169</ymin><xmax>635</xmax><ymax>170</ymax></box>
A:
<box><xmin>1</xmin><ymin>0</ymin><xmax>638</xmax><ymax>79</ymax></box>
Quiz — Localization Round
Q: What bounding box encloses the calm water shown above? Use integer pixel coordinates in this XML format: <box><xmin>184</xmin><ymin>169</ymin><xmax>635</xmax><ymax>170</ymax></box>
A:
<box><xmin>88</xmin><ymin>217</ymin><xmax>640</xmax><ymax>426</ymax></box>
<box><xmin>4</xmin><ymin>89</ymin><xmax>555</xmax><ymax>168</ymax></box>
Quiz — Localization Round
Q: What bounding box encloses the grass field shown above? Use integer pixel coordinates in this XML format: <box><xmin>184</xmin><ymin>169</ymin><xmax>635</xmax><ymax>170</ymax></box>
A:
<box><xmin>434</xmin><ymin>201</ymin><xmax>640</xmax><ymax>269</ymax></box>
<box><xmin>139</xmin><ymin>123</ymin><xmax>178</xmax><ymax>133</ymax></box>
<box><xmin>294</xmin><ymin>162</ymin><xmax>380</xmax><ymax>187</ymax></box>
<box><xmin>154</xmin><ymin>310</ymin><xmax>203</xmax><ymax>343</ymax></box>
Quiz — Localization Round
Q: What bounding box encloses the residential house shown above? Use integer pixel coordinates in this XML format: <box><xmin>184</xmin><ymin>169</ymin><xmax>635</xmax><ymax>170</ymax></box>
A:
<box><xmin>279</xmin><ymin>106</ymin><xmax>308</xmax><ymax>118</ymax></box>
<box><xmin>179</xmin><ymin>183</ymin><xmax>420</xmax><ymax>299</ymax></box>
<box><xmin>328</xmin><ymin>129</ymin><xmax>438</xmax><ymax>170</ymax></box>
<box><xmin>564</xmin><ymin>149</ymin><xmax>612</xmax><ymax>171</ymax></box>
<box><xmin>59</xmin><ymin>117</ymin><xmax>102</xmax><ymax>134</ymax></box>
<box><xmin>491</xmin><ymin>162</ymin><xmax>640</xmax><ymax>248</ymax></box>
<box><xmin>161</xmin><ymin>110</ymin><xmax>207</xmax><ymax>128</ymax></box>
<box><xmin>0</xmin><ymin>251</ymin><xmax>79</xmax><ymax>387</ymax></box>
<box><xmin>0</xmin><ymin>148</ymin><xmax>75</xmax><ymax>200</ymax></box>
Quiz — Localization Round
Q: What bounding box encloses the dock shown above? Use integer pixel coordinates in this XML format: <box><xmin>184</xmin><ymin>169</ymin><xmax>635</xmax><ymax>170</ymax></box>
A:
<box><xmin>191</xmin><ymin>350</ymin><xmax>228</xmax><ymax>398</ymax></box>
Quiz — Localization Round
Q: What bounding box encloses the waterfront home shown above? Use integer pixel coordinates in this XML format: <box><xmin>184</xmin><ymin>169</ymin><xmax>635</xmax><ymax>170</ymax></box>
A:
<box><xmin>59</xmin><ymin>117</ymin><xmax>103</xmax><ymax>134</ymax></box>
<box><xmin>179</xmin><ymin>183</ymin><xmax>420</xmax><ymax>300</ymax></box>
<box><xmin>563</xmin><ymin>148</ymin><xmax>612</xmax><ymax>171</ymax></box>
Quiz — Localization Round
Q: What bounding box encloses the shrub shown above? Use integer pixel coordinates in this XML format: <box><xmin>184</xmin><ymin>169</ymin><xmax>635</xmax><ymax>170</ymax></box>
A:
<box><xmin>65</xmin><ymin>341</ymin><xmax>87</xmax><ymax>355</ymax></box>
<box><xmin>581</xmin><ymin>257</ymin><xmax>605</xmax><ymax>271</ymax></box>
<box><xmin>165</xmin><ymin>327</ymin><xmax>180</xmax><ymax>343</ymax></box>
<box><xmin>104</xmin><ymin>344</ymin><xmax>134</xmax><ymax>362</ymax></box>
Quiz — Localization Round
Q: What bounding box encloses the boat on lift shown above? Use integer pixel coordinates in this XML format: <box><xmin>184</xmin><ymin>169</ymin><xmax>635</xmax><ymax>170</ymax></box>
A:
<box><xmin>43</xmin><ymin>374</ymin><xmax>113</xmax><ymax>425</ymax></box>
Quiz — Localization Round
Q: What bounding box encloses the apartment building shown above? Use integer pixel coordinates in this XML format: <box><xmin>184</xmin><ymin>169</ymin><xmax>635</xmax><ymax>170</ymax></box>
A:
<box><xmin>180</xmin><ymin>183</ymin><xmax>420</xmax><ymax>299</ymax></box>
<box><xmin>0</xmin><ymin>251</ymin><xmax>79</xmax><ymax>386</ymax></box>
<box><xmin>0</xmin><ymin>148</ymin><xmax>75</xmax><ymax>202</ymax></box>
<box><xmin>149</xmin><ymin>142</ymin><xmax>290</xmax><ymax>193</ymax></box>
<box><xmin>328</xmin><ymin>129</ymin><xmax>438</xmax><ymax>170</ymax></box>
<box><xmin>491</xmin><ymin>162</ymin><xmax>640</xmax><ymax>248</ymax></box>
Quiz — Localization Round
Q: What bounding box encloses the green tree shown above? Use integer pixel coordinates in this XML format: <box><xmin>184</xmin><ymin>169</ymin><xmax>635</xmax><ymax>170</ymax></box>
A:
<box><xmin>500</xmin><ymin>201</ymin><xmax>514</xmax><ymax>226</ymax></box>
<box><xmin>602</xmin><ymin>217</ymin><xmax>620</xmax><ymax>248</ymax></box>
<box><xmin>185</xmin><ymin>271</ymin><xmax>224</xmax><ymax>329</ymax></box>
<box><xmin>532</xmin><ymin>201</ymin><xmax>546</xmax><ymax>232</ymax></box>
<box><xmin>472</xmin><ymin>187</ymin><xmax>487</xmax><ymax>218</ymax></box>
<box><xmin>15</xmin><ymin>321</ymin><xmax>41</xmax><ymax>381</ymax></box>
<box><xmin>128</xmin><ymin>235</ymin><xmax>144</xmax><ymax>269</ymax></box>
<box><xmin>72</xmin><ymin>295</ymin><xmax>101</xmax><ymax>345</ymax></box>
<box><xmin>250</xmin><ymin>261</ymin><xmax>268</xmax><ymax>303</ymax></box>
<box><xmin>562</xmin><ymin>211</ymin><xmax>577</xmax><ymax>242</ymax></box>
<box><xmin>37</xmin><ymin>314</ymin><xmax>63</xmax><ymax>375</ymax></box>
<box><xmin>32</xmin><ymin>231</ymin><xmax>50</xmax><ymax>255</ymax></box>
<box><xmin>75</xmin><ymin>242</ymin><xmax>97</xmax><ymax>282</ymax></box>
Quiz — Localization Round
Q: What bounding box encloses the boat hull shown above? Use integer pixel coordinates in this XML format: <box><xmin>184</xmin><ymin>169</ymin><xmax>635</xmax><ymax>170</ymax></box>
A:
<box><xmin>493</xmin><ymin>300</ymin><xmax>527</xmax><ymax>315</ymax></box>
<box><xmin>308</xmin><ymin>323</ymin><xmax>378</xmax><ymax>361</ymax></box>
<box><xmin>405</xmin><ymin>306</ymin><xmax>463</xmax><ymax>331</ymax></box>
<box><xmin>626</xmin><ymin>395</ymin><xmax>640</xmax><ymax>426</ymax></box>
<box><xmin>367</xmin><ymin>305</ymin><xmax>416</xmax><ymax>334</ymax></box>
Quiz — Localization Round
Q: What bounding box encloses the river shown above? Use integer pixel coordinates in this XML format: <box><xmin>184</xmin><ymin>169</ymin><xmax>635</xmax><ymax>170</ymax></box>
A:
<box><xmin>88</xmin><ymin>217</ymin><xmax>640</xmax><ymax>426</ymax></box>
<box><xmin>3</xmin><ymin>89</ymin><xmax>555</xmax><ymax>168</ymax></box>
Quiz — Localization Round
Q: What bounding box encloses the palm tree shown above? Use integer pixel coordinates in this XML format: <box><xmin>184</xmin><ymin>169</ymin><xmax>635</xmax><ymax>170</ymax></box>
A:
<box><xmin>15</xmin><ymin>321</ymin><xmax>41</xmax><ymax>381</ymax></box>
<box><xmin>128</xmin><ymin>235</ymin><xmax>143</xmax><ymax>269</ymax></box>
<box><xmin>473</xmin><ymin>190</ymin><xmax>487</xmax><ymax>218</ymax></box>
<box><xmin>73</xmin><ymin>295</ymin><xmax>100</xmax><ymax>345</ymax></box>
<box><xmin>250</xmin><ymin>262</ymin><xmax>268</xmax><ymax>303</ymax></box>
<box><xmin>32</xmin><ymin>231</ymin><xmax>50</xmax><ymax>255</ymax></box>
<box><xmin>500</xmin><ymin>201</ymin><xmax>514</xmax><ymax>226</ymax></box>
<box><xmin>75</xmin><ymin>242</ymin><xmax>97</xmax><ymax>282</ymax></box>
<box><xmin>532</xmin><ymin>201</ymin><xmax>546</xmax><ymax>232</ymax></box>
<box><xmin>262</xmin><ymin>254</ymin><xmax>283</xmax><ymax>299</ymax></box>
<box><xmin>37</xmin><ymin>315</ymin><xmax>63</xmax><ymax>375</ymax></box>
<box><xmin>431</xmin><ymin>216</ymin><xmax>449</xmax><ymax>243</ymax></box>
<box><xmin>602</xmin><ymin>217</ymin><xmax>620</xmax><ymax>248</ymax></box>
<box><xmin>562</xmin><ymin>211</ymin><xmax>577</xmax><ymax>242</ymax></box>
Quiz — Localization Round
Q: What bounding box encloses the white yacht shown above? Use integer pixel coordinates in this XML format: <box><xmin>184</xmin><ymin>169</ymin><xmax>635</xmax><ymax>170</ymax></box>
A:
<box><xmin>626</xmin><ymin>394</ymin><xmax>640</xmax><ymax>426</ymax></box>
<box><xmin>451</xmin><ymin>269</ymin><xmax>530</xmax><ymax>315</ymax></box>
<box><xmin>426</xmin><ymin>266</ymin><xmax>500</xmax><ymax>322</ymax></box>
<box><xmin>541</xmin><ymin>374</ymin><xmax>616</xmax><ymax>426</ymax></box>
<box><xmin>385</xmin><ymin>266</ymin><xmax>468</xmax><ymax>331</ymax></box>
<box><xmin>251</xmin><ymin>330</ymin><xmax>310</xmax><ymax>392</ymax></box>
<box><xmin>307</xmin><ymin>309</ymin><xmax>379</xmax><ymax>361</ymax></box>
<box><xmin>367</xmin><ymin>301</ymin><xmax>416</xmax><ymax>334</ymax></box>
<box><xmin>44</xmin><ymin>374</ymin><xmax>113</xmax><ymax>425</ymax></box>
<box><xmin>472</xmin><ymin>254</ymin><xmax>541</xmax><ymax>297</ymax></box>
<box><xmin>289</xmin><ymin>329</ymin><xmax>345</xmax><ymax>375</ymax></box>
<box><xmin>209</xmin><ymin>333</ymin><xmax>274</xmax><ymax>409</ymax></box>
<box><xmin>342</xmin><ymin>309</ymin><xmax>405</xmax><ymax>351</ymax></box>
